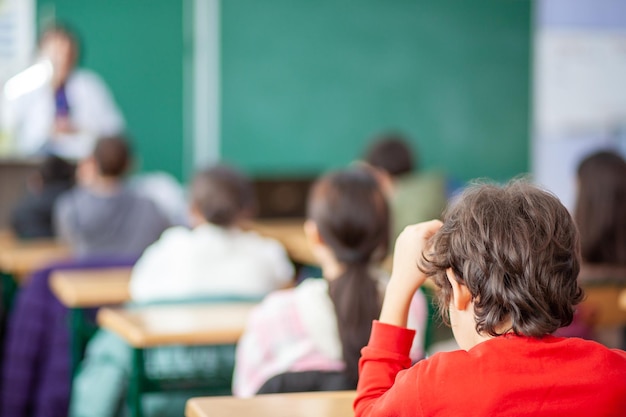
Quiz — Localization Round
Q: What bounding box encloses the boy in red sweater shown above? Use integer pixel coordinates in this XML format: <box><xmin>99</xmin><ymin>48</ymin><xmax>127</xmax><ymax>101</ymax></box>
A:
<box><xmin>355</xmin><ymin>181</ymin><xmax>626</xmax><ymax>417</ymax></box>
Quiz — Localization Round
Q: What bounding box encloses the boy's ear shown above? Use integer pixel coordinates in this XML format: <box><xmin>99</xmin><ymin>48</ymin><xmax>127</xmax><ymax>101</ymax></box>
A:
<box><xmin>304</xmin><ymin>220</ymin><xmax>323</xmax><ymax>246</ymax></box>
<box><xmin>446</xmin><ymin>268</ymin><xmax>472</xmax><ymax>311</ymax></box>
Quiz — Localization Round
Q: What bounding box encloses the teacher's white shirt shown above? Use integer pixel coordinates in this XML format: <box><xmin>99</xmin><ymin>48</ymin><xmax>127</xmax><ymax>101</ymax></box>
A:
<box><xmin>2</xmin><ymin>68</ymin><xmax>124</xmax><ymax>159</ymax></box>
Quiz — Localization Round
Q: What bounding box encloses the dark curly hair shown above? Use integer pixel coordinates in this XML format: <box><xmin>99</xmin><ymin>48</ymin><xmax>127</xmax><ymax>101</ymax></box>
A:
<box><xmin>422</xmin><ymin>180</ymin><xmax>583</xmax><ymax>337</ymax></box>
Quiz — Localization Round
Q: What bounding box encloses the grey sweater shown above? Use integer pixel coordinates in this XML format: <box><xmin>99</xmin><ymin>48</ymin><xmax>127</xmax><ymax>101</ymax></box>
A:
<box><xmin>54</xmin><ymin>185</ymin><xmax>171</xmax><ymax>257</ymax></box>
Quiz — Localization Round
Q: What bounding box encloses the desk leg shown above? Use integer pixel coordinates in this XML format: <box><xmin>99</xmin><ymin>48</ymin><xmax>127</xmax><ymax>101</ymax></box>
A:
<box><xmin>0</xmin><ymin>272</ymin><xmax>16</xmax><ymax>360</ymax></box>
<box><xmin>1</xmin><ymin>272</ymin><xmax>17</xmax><ymax>314</ymax></box>
<box><xmin>69</xmin><ymin>308</ymin><xmax>86</xmax><ymax>377</ymax></box>
<box><xmin>128</xmin><ymin>348</ymin><xmax>145</xmax><ymax>417</ymax></box>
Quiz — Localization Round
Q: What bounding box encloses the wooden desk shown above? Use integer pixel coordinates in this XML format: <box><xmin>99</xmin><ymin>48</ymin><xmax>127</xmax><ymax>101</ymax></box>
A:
<box><xmin>100</xmin><ymin>302</ymin><xmax>257</xmax><ymax>417</ymax></box>
<box><xmin>50</xmin><ymin>267</ymin><xmax>132</xmax><ymax>308</ymax></box>
<box><xmin>0</xmin><ymin>240</ymin><xmax>71</xmax><ymax>281</ymax></box>
<box><xmin>98</xmin><ymin>302</ymin><xmax>256</xmax><ymax>348</ymax></box>
<box><xmin>619</xmin><ymin>289</ymin><xmax>626</xmax><ymax>312</ymax></box>
<box><xmin>186</xmin><ymin>391</ymin><xmax>356</xmax><ymax>417</ymax></box>
<box><xmin>249</xmin><ymin>219</ymin><xmax>397</xmax><ymax>274</ymax></box>
<box><xmin>579</xmin><ymin>264</ymin><xmax>626</xmax><ymax>286</ymax></box>
<box><xmin>578</xmin><ymin>264</ymin><xmax>626</xmax><ymax>328</ymax></box>
<box><xmin>248</xmin><ymin>219</ymin><xmax>314</xmax><ymax>266</ymax></box>
<box><xmin>0</xmin><ymin>230</ymin><xmax>16</xmax><ymax>247</ymax></box>
<box><xmin>582</xmin><ymin>285</ymin><xmax>626</xmax><ymax>327</ymax></box>
<box><xmin>49</xmin><ymin>267</ymin><xmax>133</xmax><ymax>376</ymax></box>
<box><xmin>0</xmin><ymin>240</ymin><xmax>71</xmax><ymax>313</ymax></box>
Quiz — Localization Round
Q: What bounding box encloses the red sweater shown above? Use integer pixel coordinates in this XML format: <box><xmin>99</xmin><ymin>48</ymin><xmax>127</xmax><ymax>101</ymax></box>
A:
<box><xmin>355</xmin><ymin>321</ymin><xmax>626</xmax><ymax>417</ymax></box>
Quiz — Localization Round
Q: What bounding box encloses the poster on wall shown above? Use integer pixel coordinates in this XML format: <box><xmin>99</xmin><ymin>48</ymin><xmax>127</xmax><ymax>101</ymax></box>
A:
<box><xmin>535</xmin><ymin>29</ymin><xmax>626</xmax><ymax>138</ymax></box>
<box><xmin>0</xmin><ymin>0</ymin><xmax>35</xmax><ymax>86</ymax></box>
<box><xmin>0</xmin><ymin>0</ymin><xmax>35</xmax><ymax>151</ymax></box>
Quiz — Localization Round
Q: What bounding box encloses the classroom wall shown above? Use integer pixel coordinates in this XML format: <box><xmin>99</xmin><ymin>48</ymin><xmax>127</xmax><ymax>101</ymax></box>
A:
<box><xmin>221</xmin><ymin>1</ymin><xmax>531</xmax><ymax>182</ymax></box>
<box><xmin>533</xmin><ymin>0</ymin><xmax>626</xmax><ymax>210</ymax></box>
<box><xmin>34</xmin><ymin>1</ymin><xmax>531</xmax><ymax>183</ymax></box>
<box><xmin>36</xmin><ymin>0</ymin><xmax>187</xmax><ymax>180</ymax></box>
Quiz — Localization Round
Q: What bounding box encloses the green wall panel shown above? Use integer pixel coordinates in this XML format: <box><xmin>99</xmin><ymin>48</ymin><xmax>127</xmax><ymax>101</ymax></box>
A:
<box><xmin>34</xmin><ymin>1</ymin><xmax>531</xmax><ymax>182</ymax></box>
<box><xmin>37</xmin><ymin>0</ymin><xmax>185</xmax><ymax>179</ymax></box>
<box><xmin>221</xmin><ymin>0</ymin><xmax>531</xmax><ymax>181</ymax></box>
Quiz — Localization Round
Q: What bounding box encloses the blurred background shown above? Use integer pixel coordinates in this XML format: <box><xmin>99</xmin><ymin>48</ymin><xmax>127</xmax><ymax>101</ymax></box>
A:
<box><xmin>0</xmin><ymin>0</ymin><xmax>625</xmax><ymax>217</ymax></box>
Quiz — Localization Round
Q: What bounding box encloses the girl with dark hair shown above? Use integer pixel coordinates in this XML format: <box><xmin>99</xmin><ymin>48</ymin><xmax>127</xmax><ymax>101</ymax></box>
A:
<box><xmin>233</xmin><ymin>167</ymin><xmax>427</xmax><ymax>396</ymax></box>
<box><xmin>564</xmin><ymin>151</ymin><xmax>626</xmax><ymax>344</ymax></box>
<box><xmin>575</xmin><ymin>150</ymin><xmax>626</xmax><ymax>265</ymax></box>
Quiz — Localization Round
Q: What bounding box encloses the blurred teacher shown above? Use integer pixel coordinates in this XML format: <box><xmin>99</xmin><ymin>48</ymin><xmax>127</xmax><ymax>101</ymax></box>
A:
<box><xmin>2</xmin><ymin>24</ymin><xmax>125</xmax><ymax>159</ymax></box>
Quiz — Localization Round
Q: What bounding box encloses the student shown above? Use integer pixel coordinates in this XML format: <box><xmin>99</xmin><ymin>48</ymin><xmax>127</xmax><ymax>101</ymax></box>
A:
<box><xmin>129</xmin><ymin>164</ymin><xmax>294</xmax><ymax>301</ymax></box>
<box><xmin>363</xmin><ymin>133</ymin><xmax>447</xmax><ymax>239</ymax></box>
<box><xmin>233</xmin><ymin>167</ymin><xmax>427</xmax><ymax>397</ymax></box>
<box><xmin>575</xmin><ymin>150</ymin><xmax>626</xmax><ymax>265</ymax></box>
<box><xmin>10</xmin><ymin>155</ymin><xmax>75</xmax><ymax>238</ymax></box>
<box><xmin>354</xmin><ymin>181</ymin><xmax>626</xmax><ymax>416</ymax></box>
<box><xmin>70</xmin><ymin>164</ymin><xmax>294</xmax><ymax>417</ymax></box>
<box><xmin>54</xmin><ymin>136</ymin><xmax>170</xmax><ymax>257</ymax></box>
<box><xmin>566</xmin><ymin>151</ymin><xmax>626</xmax><ymax>343</ymax></box>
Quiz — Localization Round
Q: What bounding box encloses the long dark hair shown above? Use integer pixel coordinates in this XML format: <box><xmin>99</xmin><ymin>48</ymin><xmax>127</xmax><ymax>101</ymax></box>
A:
<box><xmin>575</xmin><ymin>151</ymin><xmax>626</xmax><ymax>265</ymax></box>
<box><xmin>307</xmin><ymin>167</ymin><xmax>390</xmax><ymax>386</ymax></box>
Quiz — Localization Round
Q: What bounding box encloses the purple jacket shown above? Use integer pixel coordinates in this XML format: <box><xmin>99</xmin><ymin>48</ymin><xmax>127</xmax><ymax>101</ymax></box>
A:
<box><xmin>1</xmin><ymin>257</ymin><xmax>137</xmax><ymax>417</ymax></box>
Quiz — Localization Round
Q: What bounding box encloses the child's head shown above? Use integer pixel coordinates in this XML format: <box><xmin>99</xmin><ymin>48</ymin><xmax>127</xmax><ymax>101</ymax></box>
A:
<box><xmin>306</xmin><ymin>167</ymin><xmax>390</xmax><ymax>385</ymax></box>
<box><xmin>93</xmin><ymin>136</ymin><xmax>131</xmax><ymax>178</ymax></box>
<box><xmin>575</xmin><ymin>151</ymin><xmax>626</xmax><ymax>264</ymax></box>
<box><xmin>424</xmin><ymin>181</ymin><xmax>583</xmax><ymax>341</ymax></box>
<box><xmin>307</xmin><ymin>167</ymin><xmax>390</xmax><ymax>265</ymax></box>
<box><xmin>190</xmin><ymin>165</ymin><xmax>256</xmax><ymax>228</ymax></box>
<box><xmin>76</xmin><ymin>136</ymin><xmax>131</xmax><ymax>186</ymax></box>
<box><xmin>363</xmin><ymin>133</ymin><xmax>415</xmax><ymax>178</ymax></box>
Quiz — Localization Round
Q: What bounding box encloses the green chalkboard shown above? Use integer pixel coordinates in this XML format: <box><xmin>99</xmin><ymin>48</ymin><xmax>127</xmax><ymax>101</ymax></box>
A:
<box><xmin>221</xmin><ymin>1</ymin><xmax>531</xmax><ymax>182</ymax></box>
<box><xmin>36</xmin><ymin>0</ymin><xmax>186</xmax><ymax>179</ymax></box>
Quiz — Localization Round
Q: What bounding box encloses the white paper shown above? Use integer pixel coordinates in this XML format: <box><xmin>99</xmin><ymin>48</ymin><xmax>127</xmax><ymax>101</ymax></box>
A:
<box><xmin>535</xmin><ymin>29</ymin><xmax>626</xmax><ymax>137</ymax></box>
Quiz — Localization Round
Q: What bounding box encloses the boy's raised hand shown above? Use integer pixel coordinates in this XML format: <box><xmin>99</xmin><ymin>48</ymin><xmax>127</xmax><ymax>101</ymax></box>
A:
<box><xmin>391</xmin><ymin>220</ymin><xmax>443</xmax><ymax>292</ymax></box>
<box><xmin>380</xmin><ymin>220</ymin><xmax>443</xmax><ymax>328</ymax></box>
